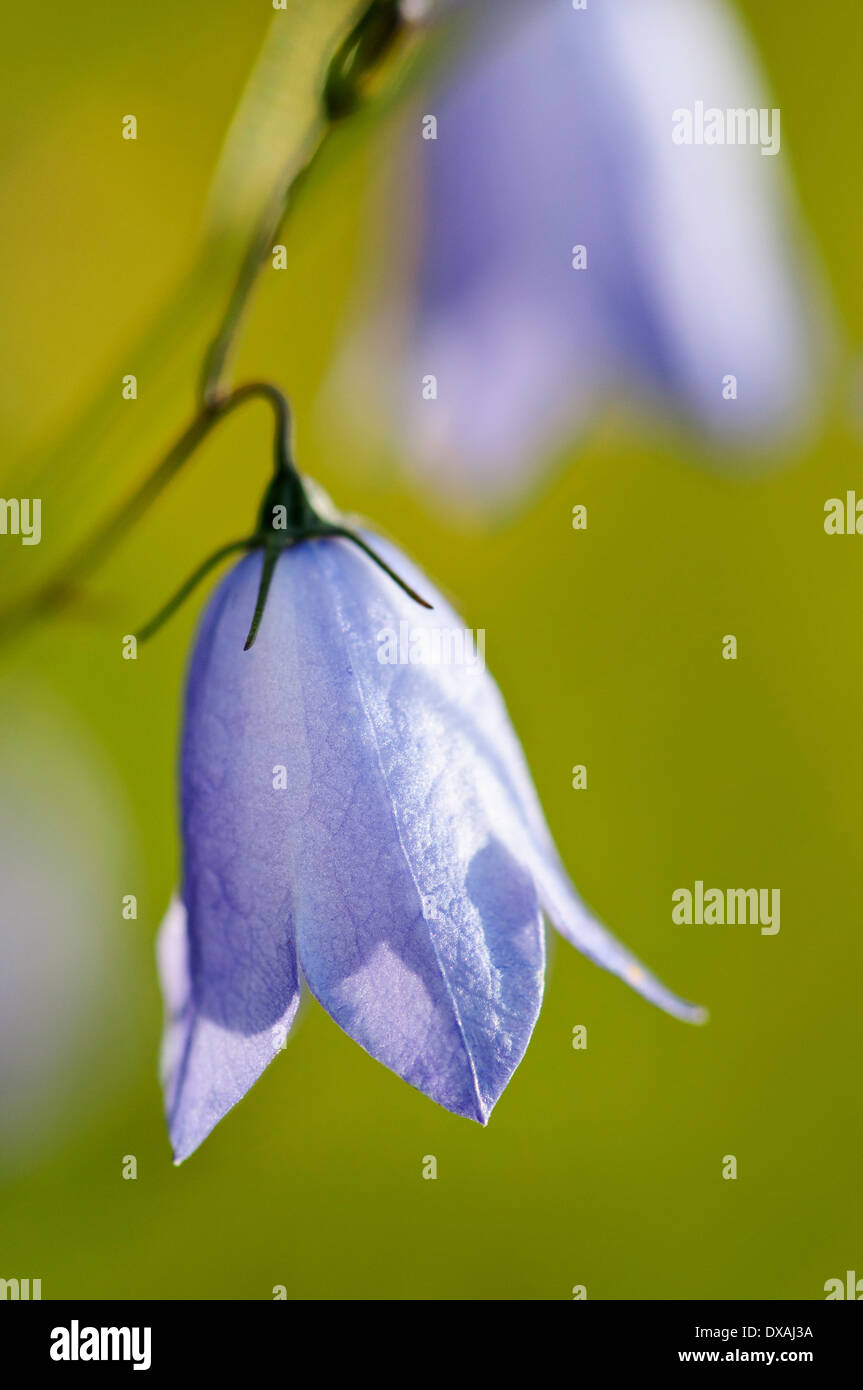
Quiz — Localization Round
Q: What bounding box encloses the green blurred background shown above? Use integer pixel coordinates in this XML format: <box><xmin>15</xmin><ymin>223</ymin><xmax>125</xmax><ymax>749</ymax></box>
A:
<box><xmin>0</xmin><ymin>0</ymin><xmax>860</xmax><ymax>1299</ymax></box>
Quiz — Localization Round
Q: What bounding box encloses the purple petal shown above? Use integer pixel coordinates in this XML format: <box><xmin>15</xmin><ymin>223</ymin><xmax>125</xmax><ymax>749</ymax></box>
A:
<box><xmin>163</xmin><ymin>543</ymin><xmax>546</xmax><ymax>1143</ymax></box>
<box><xmin>365</xmin><ymin>532</ymin><xmax>705</xmax><ymax>1024</ymax></box>
<box><xmin>277</xmin><ymin>540</ymin><xmax>546</xmax><ymax>1123</ymax></box>
<box><xmin>159</xmin><ymin>561</ymin><xmax>305</xmax><ymax>1162</ymax></box>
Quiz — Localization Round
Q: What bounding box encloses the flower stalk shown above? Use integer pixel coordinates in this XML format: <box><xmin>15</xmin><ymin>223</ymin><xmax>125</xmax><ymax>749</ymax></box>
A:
<box><xmin>137</xmin><ymin>379</ymin><xmax>431</xmax><ymax>650</ymax></box>
<box><xmin>0</xmin><ymin>0</ymin><xmax>409</xmax><ymax>648</ymax></box>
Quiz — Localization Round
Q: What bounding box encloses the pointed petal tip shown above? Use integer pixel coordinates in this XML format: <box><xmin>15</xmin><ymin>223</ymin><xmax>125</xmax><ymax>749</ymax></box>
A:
<box><xmin>652</xmin><ymin>988</ymin><xmax>708</xmax><ymax>1027</ymax></box>
<box><xmin>170</xmin><ymin>1129</ymin><xmax>207</xmax><ymax>1165</ymax></box>
<box><xmin>169</xmin><ymin>1133</ymin><xmax>194</xmax><ymax>1166</ymax></box>
<box><xmin>417</xmin><ymin>1077</ymin><xmax>494</xmax><ymax>1127</ymax></box>
<box><xmin>620</xmin><ymin>959</ymin><xmax>709</xmax><ymax>1026</ymax></box>
<box><xmin>463</xmin><ymin>1086</ymin><xmax>497</xmax><ymax>1127</ymax></box>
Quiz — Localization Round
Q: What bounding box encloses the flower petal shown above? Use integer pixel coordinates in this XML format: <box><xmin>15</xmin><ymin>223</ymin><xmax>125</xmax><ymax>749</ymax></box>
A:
<box><xmin>160</xmin><ymin>560</ymin><xmax>305</xmax><ymax>1161</ymax></box>
<box><xmin>364</xmin><ymin>532</ymin><xmax>705</xmax><ymax>1024</ymax></box>
<box><xmin>169</xmin><ymin>545</ymin><xmax>545</xmax><ymax>1131</ymax></box>
<box><xmin>278</xmin><ymin>540</ymin><xmax>547</xmax><ymax>1122</ymax></box>
<box><xmin>161</xmin><ymin>528</ymin><xmax>702</xmax><ymax>1160</ymax></box>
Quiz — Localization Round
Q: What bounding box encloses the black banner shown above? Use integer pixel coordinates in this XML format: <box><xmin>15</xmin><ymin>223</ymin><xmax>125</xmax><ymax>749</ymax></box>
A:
<box><xmin>2</xmin><ymin>1299</ymin><xmax>859</xmax><ymax>1373</ymax></box>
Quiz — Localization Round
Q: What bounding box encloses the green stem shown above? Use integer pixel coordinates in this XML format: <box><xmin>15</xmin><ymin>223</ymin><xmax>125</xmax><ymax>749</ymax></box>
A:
<box><xmin>0</xmin><ymin>0</ymin><xmax>410</xmax><ymax>647</ymax></box>
<box><xmin>231</xmin><ymin>380</ymin><xmax>294</xmax><ymax>474</ymax></box>
<box><xmin>0</xmin><ymin>408</ymin><xmax>214</xmax><ymax>642</ymax></box>
<box><xmin>0</xmin><ymin>382</ymin><xmax>295</xmax><ymax>643</ymax></box>
<box><xmin>324</xmin><ymin>1</ymin><xmax>404</xmax><ymax>120</ymax></box>
<box><xmin>201</xmin><ymin>1</ymin><xmax>404</xmax><ymax>404</ymax></box>
<box><xmin>199</xmin><ymin>124</ymin><xmax>331</xmax><ymax>408</ymax></box>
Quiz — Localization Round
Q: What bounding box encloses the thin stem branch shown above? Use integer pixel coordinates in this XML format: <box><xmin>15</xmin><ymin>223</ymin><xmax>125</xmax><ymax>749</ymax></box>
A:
<box><xmin>0</xmin><ymin>382</ymin><xmax>291</xmax><ymax>642</ymax></box>
<box><xmin>199</xmin><ymin>124</ymin><xmax>331</xmax><ymax>408</ymax></box>
<box><xmin>200</xmin><ymin>2</ymin><xmax>405</xmax><ymax>405</ymax></box>
<box><xmin>229</xmin><ymin>380</ymin><xmax>294</xmax><ymax>473</ymax></box>
<box><xmin>1</xmin><ymin>0</ymin><xmax>408</xmax><ymax>647</ymax></box>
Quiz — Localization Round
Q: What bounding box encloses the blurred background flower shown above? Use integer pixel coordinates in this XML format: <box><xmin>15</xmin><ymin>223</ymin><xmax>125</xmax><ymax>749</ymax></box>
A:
<box><xmin>325</xmin><ymin>0</ymin><xmax>837</xmax><ymax>514</ymax></box>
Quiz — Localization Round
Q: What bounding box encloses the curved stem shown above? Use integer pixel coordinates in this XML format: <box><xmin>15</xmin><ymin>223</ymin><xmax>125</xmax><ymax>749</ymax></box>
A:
<box><xmin>1</xmin><ymin>1</ymin><xmax>410</xmax><ymax>647</ymax></box>
<box><xmin>0</xmin><ymin>382</ymin><xmax>291</xmax><ymax>645</ymax></box>
<box><xmin>228</xmin><ymin>380</ymin><xmax>294</xmax><ymax>474</ymax></box>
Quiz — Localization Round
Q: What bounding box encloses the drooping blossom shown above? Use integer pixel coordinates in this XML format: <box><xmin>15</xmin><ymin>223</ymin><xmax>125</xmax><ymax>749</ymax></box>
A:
<box><xmin>158</xmin><ymin>532</ymin><xmax>702</xmax><ymax>1162</ymax></box>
